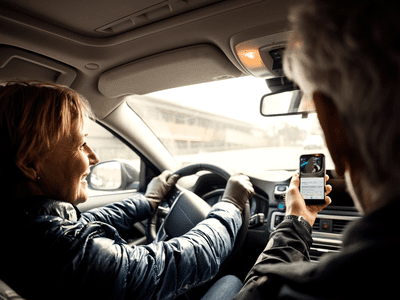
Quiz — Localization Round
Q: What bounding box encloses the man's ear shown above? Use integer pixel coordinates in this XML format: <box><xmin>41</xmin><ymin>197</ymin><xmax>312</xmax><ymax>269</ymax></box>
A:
<box><xmin>312</xmin><ymin>91</ymin><xmax>352</xmax><ymax>176</ymax></box>
<box><xmin>17</xmin><ymin>160</ymin><xmax>40</xmax><ymax>182</ymax></box>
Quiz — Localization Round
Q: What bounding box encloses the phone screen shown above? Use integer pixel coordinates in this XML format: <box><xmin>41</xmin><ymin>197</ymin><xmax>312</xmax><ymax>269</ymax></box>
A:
<box><xmin>300</xmin><ymin>154</ymin><xmax>325</xmax><ymax>202</ymax></box>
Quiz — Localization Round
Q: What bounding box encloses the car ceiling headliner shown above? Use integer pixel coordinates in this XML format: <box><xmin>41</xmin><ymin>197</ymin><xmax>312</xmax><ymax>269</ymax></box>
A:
<box><xmin>0</xmin><ymin>0</ymin><xmax>296</xmax><ymax>119</ymax></box>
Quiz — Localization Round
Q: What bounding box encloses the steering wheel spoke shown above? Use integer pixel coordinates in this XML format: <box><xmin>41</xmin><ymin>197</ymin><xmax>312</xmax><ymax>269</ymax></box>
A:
<box><xmin>164</xmin><ymin>185</ymin><xmax>184</xmax><ymax>207</ymax></box>
<box><xmin>157</xmin><ymin>206</ymin><xmax>170</xmax><ymax>218</ymax></box>
<box><xmin>155</xmin><ymin>223</ymin><xmax>168</xmax><ymax>242</ymax></box>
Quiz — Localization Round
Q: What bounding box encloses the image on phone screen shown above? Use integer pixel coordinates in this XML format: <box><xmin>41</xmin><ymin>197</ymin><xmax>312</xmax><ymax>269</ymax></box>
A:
<box><xmin>300</xmin><ymin>154</ymin><xmax>325</xmax><ymax>202</ymax></box>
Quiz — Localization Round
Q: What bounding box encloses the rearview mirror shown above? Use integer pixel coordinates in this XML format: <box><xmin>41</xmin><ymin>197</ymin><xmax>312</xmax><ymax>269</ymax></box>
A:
<box><xmin>260</xmin><ymin>88</ymin><xmax>315</xmax><ymax>117</ymax></box>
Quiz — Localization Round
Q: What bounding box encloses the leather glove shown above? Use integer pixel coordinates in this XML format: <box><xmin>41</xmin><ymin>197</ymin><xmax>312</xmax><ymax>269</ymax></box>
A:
<box><xmin>145</xmin><ymin>170</ymin><xmax>180</xmax><ymax>212</ymax></box>
<box><xmin>221</xmin><ymin>173</ymin><xmax>255</xmax><ymax>212</ymax></box>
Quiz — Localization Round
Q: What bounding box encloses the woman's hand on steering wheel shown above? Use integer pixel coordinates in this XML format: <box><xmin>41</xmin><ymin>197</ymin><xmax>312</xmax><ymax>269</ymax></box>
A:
<box><xmin>145</xmin><ymin>164</ymin><xmax>254</xmax><ymax>256</ymax></box>
<box><xmin>221</xmin><ymin>173</ymin><xmax>255</xmax><ymax>212</ymax></box>
<box><xmin>145</xmin><ymin>171</ymin><xmax>180</xmax><ymax>212</ymax></box>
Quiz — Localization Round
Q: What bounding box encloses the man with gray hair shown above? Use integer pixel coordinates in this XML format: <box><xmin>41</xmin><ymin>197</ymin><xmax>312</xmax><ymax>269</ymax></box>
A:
<box><xmin>233</xmin><ymin>0</ymin><xmax>399</xmax><ymax>299</ymax></box>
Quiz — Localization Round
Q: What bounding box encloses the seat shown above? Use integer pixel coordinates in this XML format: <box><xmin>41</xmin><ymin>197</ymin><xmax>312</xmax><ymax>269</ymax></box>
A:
<box><xmin>0</xmin><ymin>279</ymin><xmax>25</xmax><ymax>300</ymax></box>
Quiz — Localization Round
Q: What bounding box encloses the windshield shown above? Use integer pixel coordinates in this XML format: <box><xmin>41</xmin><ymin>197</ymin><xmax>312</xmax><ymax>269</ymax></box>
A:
<box><xmin>127</xmin><ymin>76</ymin><xmax>334</xmax><ymax>171</ymax></box>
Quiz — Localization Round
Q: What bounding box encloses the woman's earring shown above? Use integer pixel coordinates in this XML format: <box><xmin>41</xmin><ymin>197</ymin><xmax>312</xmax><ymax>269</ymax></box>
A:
<box><xmin>37</xmin><ymin>176</ymin><xmax>40</xmax><ymax>181</ymax></box>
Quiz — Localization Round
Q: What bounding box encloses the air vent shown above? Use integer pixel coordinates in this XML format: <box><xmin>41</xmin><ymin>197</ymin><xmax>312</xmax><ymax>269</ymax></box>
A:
<box><xmin>271</xmin><ymin>211</ymin><xmax>360</xmax><ymax>261</ymax></box>
<box><xmin>332</xmin><ymin>219</ymin><xmax>350</xmax><ymax>234</ymax></box>
<box><xmin>271</xmin><ymin>211</ymin><xmax>360</xmax><ymax>235</ymax></box>
<box><xmin>313</xmin><ymin>217</ymin><xmax>357</xmax><ymax>234</ymax></box>
<box><xmin>310</xmin><ymin>241</ymin><xmax>341</xmax><ymax>261</ymax></box>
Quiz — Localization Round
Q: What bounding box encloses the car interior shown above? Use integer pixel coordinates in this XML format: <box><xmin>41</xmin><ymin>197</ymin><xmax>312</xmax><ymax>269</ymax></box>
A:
<box><xmin>0</xmin><ymin>0</ymin><xmax>361</xmax><ymax>299</ymax></box>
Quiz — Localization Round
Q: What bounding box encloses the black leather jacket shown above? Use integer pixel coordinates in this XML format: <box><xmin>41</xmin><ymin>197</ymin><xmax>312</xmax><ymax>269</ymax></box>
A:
<box><xmin>0</xmin><ymin>194</ymin><xmax>242</xmax><ymax>300</ymax></box>
<box><xmin>233</xmin><ymin>200</ymin><xmax>400</xmax><ymax>300</ymax></box>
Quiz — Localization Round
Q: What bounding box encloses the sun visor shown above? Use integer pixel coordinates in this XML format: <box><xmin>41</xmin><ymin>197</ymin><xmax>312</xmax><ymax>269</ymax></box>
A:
<box><xmin>0</xmin><ymin>46</ymin><xmax>77</xmax><ymax>86</ymax></box>
<box><xmin>98</xmin><ymin>44</ymin><xmax>243</xmax><ymax>97</ymax></box>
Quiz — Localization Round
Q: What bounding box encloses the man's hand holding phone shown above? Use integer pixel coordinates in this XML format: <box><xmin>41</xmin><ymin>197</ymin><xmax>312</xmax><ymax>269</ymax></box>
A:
<box><xmin>285</xmin><ymin>173</ymin><xmax>332</xmax><ymax>227</ymax></box>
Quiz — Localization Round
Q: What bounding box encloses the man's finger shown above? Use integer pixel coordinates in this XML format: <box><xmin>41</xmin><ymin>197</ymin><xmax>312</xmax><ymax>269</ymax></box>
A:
<box><xmin>325</xmin><ymin>184</ymin><xmax>333</xmax><ymax>195</ymax></box>
<box><xmin>290</xmin><ymin>173</ymin><xmax>300</xmax><ymax>187</ymax></box>
<box><xmin>324</xmin><ymin>196</ymin><xmax>332</xmax><ymax>207</ymax></box>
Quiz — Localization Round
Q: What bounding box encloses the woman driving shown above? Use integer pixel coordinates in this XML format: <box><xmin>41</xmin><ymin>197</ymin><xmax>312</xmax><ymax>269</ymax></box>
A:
<box><xmin>0</xmin><ymin>81</ymin><xmax>254</xmax><ymax>300</ymax></box>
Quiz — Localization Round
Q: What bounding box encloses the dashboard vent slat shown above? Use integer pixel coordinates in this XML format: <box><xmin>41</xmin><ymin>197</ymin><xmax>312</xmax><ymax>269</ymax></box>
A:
<box><xmin>271</xmin><ymin>211</ymin><xmax>360</xmax><ymax>235</ymax></box>
<box><xmin>271</xmin><ymin>211</ymin><xmax>360</xmax><ymax>261</ymax></box>
<box><xmin>332</xmin><ymin>219</ymin><xmax>351</xmax><ymax>234</ymax></box>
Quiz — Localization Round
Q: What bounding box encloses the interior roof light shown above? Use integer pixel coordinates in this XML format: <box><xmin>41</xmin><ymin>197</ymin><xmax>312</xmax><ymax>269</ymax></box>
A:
<box><xmin>232</xmin><ymin>31</ymin><xmax>291</xmax><ymax>78</ymax></box>
<box><xmin>237</xmin><ymin>48</ymin><xmax>265</xmax><ymax>70</ymax></box>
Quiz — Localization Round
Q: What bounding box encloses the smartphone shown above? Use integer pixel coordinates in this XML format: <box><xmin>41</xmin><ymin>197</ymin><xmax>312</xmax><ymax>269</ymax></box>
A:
<box><xmin>299</xmin><ymin>154</ymin><xmax>326</xmax><ymax>205</ymax></box>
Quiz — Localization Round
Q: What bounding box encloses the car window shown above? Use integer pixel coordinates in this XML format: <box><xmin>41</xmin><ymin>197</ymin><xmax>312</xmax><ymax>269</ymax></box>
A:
<box><xmin>127</xmin><ymin>76</ymin><xmax>334</xmax><ymax>171</ymax></box>
<box><xmin>86</xmin><ymin>119</ymin><xmax>141</xmax><ymax>195</ymax></box>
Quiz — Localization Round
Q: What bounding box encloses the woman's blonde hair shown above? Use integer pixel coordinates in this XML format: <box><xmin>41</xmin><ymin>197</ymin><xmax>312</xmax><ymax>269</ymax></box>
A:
<box><xmin>0</xmin><ymin>80</ymin><xmax>93</xmax><ymax>183</ymax></box>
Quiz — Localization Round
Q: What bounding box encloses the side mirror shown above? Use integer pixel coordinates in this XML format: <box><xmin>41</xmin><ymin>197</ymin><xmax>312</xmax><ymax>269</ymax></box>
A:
<box><xmin>260</xmin><ymin>88</ymin><xmax>315</xmax><ymax>117</ymax></box>
<box><xmin>87</xmin><ymin>160</ymin><xmax>139</xmax><ymax>191</ymax></box>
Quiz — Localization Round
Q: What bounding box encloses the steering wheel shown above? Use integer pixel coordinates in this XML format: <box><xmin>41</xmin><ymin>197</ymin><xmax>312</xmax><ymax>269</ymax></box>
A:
<box><xmin>146</xmin><ymin>163</ymin><xmax>250</xmax><ymax>263</ymax></box>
